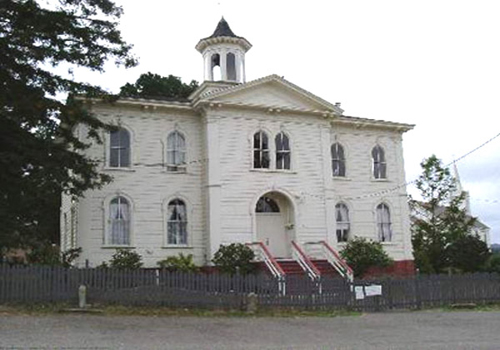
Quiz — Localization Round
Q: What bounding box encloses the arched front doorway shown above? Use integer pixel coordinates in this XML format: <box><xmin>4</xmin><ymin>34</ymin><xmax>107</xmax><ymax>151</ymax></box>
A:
<box><xmin>255</xmin><ymin>192</ymin><xmax>295</xmax><ymax>258</ymax></box>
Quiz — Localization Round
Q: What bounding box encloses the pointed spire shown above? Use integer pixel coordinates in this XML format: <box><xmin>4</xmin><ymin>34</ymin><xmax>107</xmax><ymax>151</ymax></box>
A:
<box><xmin>210</xmin><ymin>17</ymin><xmax>238</xmax><ymax>38</ymax></box>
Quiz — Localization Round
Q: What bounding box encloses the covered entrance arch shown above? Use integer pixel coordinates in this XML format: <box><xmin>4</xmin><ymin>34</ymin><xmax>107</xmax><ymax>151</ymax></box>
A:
<box><xmin>255</xmin><ymin>192</ymin><xmax>295</xmax><ymax>258</ymax></box>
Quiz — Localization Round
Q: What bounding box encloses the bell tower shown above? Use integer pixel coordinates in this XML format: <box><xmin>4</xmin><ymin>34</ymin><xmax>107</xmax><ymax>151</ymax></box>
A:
<box><xmin>195</xmin><ymin>18</ymin><xmax>252</xmax><ymax>83</ymax></box>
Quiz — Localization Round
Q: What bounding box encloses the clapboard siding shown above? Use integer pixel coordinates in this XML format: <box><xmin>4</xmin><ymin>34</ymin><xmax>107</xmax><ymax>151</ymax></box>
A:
<box><xmin>68</xmin><ymin>84</ymin><xmax>412</xmax><ymax>267</ymax></box>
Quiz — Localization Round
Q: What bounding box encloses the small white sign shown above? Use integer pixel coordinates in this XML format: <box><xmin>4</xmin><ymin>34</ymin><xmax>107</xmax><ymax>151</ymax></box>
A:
<box><xmin>355</xmin><ymin>286</ymin><xmax>365</xmax><ymax>300</ymax></box>
<box><xmin>364</xmin><ymin>284</ymin><xmax>382</xmax><ymax>296</ymax></box>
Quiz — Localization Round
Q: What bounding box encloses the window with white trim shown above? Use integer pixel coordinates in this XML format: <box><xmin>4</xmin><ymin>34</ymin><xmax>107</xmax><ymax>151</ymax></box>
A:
<box><xmin>253</xmin><ymin>131</ymin><xmax>270</xmax><ymax>169</ymax></box>
<box><xmin>331</xmin><ymin>143</ymin><xmax>346</xmax><ymax>177</ymax></box>
<box><xmin>167</xmin><ymin>199</ymin><xmax>188</xmax><ymax>245</ymax></box>
<box><xmin>376</xmin><ymin>203</ymin><xmax>392</xmax><ymax>242</ymax></box>
<box><xmin>275</xmin><ymin>132</ymin><xmax>291</xmax><ymax>170</ymax></box>
<box><xmin>108</xmin><ymin>196</ymin><xmax>130</xmax><ymax>245</ymax></box>
<box><xmin>166</xmin><ymin>131</ymin><xmax>186</xmax><ymax>172</ymax></box>
<box><xmin>109</xmin><ymin>128</ymin><xmax>130</xmax><ymax>167</ymax></box>
<box><xmin>335</xmin><ymin>203</ymin><xmax>350</xmax><ymax>242</ymax></box>
<box><xmin>372</xmin><ymin>145</ymin><xmax>386</xmax><ymax>179</ymax></box>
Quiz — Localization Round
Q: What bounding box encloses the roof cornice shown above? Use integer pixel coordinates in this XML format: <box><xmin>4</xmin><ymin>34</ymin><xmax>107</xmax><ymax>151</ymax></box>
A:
<box><xmin>332</xmin><ymin>115</ymin><xmax>414</xmax><ymax>132</ymax></box>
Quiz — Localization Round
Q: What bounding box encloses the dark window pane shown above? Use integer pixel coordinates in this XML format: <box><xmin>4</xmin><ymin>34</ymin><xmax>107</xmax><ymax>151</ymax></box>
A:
<box><xmin>110</xmin><ymin>149</ymin><xmax>119</xmax><ymax>167</ymax></box>
<box><xmin>254</xmin><ymin>132</ymin><xmax>260</xmax><ymax>148</ymax></box>
<box><xmin>283</xmin><ymin>153</ymin><xmax>290</xmax><ymax>170</ymax></box>
<box><xmin>254</xmin><ymin>150</ymin><xmax>261</xmax><ymax>168</ymax></box>
<box><xmin>120</xmin><ymin>147</ymin><xmax>130</xmax><ymax>167</ymax></box>
<box><xmin>261</xmin><ymin>133</ymin><xmax>268</xmax><ymax>149</ymax></box>
<box><xmin>262</xmin><ymin>151</ymin><xmax>270</xmax><ymax>168</ymax></box>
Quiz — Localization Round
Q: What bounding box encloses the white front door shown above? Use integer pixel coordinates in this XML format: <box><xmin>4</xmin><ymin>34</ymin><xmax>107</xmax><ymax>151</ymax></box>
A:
<box><xmin>256</xmin><ymin>213</ymin><xmax>288</xmax><ymax>258</ymax></box>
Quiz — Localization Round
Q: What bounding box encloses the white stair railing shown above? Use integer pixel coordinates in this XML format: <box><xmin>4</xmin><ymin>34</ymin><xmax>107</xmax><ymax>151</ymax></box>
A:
<box><xmin>246</xmin><ymin>242</ymin><xmax>286</xmax><ymax>294</ymax></box>
<box><xmin>291</xmin><ymin>241</ymin><xmax>321</xmax><ymax>281</ymax></box>
<box><xmin>304</xmin><ymin>241</ymin><xmax>354</xmax><ymax>282</ymax></box>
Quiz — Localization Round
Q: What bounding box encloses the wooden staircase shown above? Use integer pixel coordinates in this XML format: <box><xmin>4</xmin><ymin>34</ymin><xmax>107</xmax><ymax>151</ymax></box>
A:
<box><xmin>276</xmin><ymin>259</ymin><xmax>306</xmax><ymax>276</ymax></box>
<box><xmin>310</xmin><ymin>259</ymin><xmax>339</xmax><ymax>276</ymax></box>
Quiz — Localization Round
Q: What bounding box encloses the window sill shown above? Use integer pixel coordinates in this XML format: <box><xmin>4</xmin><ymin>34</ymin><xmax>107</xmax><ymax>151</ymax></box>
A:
<box><xmin>371</xmin><ymin>178</ymin><xmax>389</xmax><ymax>182</ymax></box>
<box><xmin>162</xmin><ymin>169</ymin><xmax>188</xmax><ymax>175</ymax></box>
<box><xmin>380</xmin><ymin>241</ymin><xmax>396</xmax><ymax>246</ymax></box>
<box><xmin>250</xmin><ymin>169</ymin><xmax>297</xmax><ymax>174</ymax></box>
<box><xmin>332</xmin><ymin>176</ymin><xmax>351</xmax><ymax>181</ymax></box>
<box><xmin>162</xmin><ymin>245</ymin><xmax>193</xmax><ymax>249</ymax></box>
<box><xmin>103</xmin><ymin>167</ymin><xmax>136</xmax><ymax>172</ymax></box>
<box><xmin>101</xmin><ymin>245</ymin><xmax>135</xmax><ymax>249</ymax></box>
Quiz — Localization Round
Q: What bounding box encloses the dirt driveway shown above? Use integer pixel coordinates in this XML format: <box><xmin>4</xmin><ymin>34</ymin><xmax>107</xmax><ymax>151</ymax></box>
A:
<box><xmin>1</xmin><ymin>310</ymin><xmax>500</xmax><ymax>349</ymax></box>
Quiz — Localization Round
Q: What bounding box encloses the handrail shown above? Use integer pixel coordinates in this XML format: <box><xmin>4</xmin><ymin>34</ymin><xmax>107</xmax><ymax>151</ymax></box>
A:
<box><xmin>246</xmin><ymin>242</ymin><xmax>286</xmax><ymax>278</ymax></box>
<box><xmin>320</xmin><ymin>240</ymin><xmax>354</xmax><ymax>282</ymax></box>
<box><xmin>304</xmin><ymin>240</ymin><xmax>354</xmax><ymax>282</ymax></box>
<box><xmin>291</xmin><ymin>241</ymin><xmax>321</xmax><ymax>280</ymax></box>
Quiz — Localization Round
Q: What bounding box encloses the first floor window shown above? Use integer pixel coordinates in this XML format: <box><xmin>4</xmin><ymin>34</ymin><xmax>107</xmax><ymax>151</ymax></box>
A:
<box><xmin>109</xmin><ymin>196</ymin><xmax>130</xmax><ymax>245</ymax></box>
<box><xmin>335</xmin><ymin>203</ymin><xmax>350</xmax><ymax>242</ymax></box>
<box><xmin>167</xmin><ymin>199</ymin><xmax>187</xmax><ymax>245</ymax></box>
<box><xmin>376</xmin><ymin>203</ymin><xmax>392</xmax><ymax>242</ymax></box>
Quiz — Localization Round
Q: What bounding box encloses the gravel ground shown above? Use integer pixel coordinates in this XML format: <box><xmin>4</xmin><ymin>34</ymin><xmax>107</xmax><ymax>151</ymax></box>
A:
<box><xmin>1</xmin><ymin>310</ymin><xmax>500</xmax><ymax>350</ymax></box>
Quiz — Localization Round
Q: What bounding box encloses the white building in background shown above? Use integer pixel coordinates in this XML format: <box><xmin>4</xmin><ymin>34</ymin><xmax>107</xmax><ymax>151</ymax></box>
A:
<box><xmin>61</xmin><ymin>18</ymin><xmax>415</xmax><ymax>274</ymax></box>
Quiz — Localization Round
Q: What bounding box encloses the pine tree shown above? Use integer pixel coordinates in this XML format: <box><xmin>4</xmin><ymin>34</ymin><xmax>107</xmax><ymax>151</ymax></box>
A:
<box><xmin>0</xmin><ymin>0</ymin><xmax>136</xmax><ymax>252</ymax></box>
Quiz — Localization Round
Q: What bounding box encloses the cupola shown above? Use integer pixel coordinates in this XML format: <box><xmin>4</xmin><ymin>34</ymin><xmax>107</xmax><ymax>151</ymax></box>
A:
<box><xmin>195</xmin><ymin>18</ymin><xmax>252</xmax><ymax>83</ymax></box>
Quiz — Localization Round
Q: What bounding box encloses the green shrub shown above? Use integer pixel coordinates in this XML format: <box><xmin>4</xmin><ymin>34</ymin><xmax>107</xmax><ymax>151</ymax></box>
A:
<box><xmin>212</xmin><ymin>243</ymin><xmax>256</xmax><ymax>275</ymax></box>
<box><xmin>26</xmin><ymin>244</ymin><xmax>81</xmax><ymax>267</ymax></box>
<box><xmin>340</xmin><ymin>237</ymin><xmax>393</xmax><ymax>278</ymax></box>
<box><xmin>157</xmin><ymin>253</ymin><xmax>199</xmax><ymax>272</ymax></box>
<box><xmin>109</xmin><ymin>249</ymin><xmax>143</xmax><ymax>269</ymax></box>
<box><xmin>485</xmin><ymin>253</ymin><xmax>500</xmax><ymax>274</ymax></box>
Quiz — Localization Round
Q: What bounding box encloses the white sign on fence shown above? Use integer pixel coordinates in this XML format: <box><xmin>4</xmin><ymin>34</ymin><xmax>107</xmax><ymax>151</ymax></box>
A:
<box><xmin>355</xmin><ymin>286</ymin><xmax>365</xmax><ymax>300</ymax></box>
<box><xmin>365</xmin><ymin>284</ymin><xmax>382</xmax><ymax>297</ymax></box>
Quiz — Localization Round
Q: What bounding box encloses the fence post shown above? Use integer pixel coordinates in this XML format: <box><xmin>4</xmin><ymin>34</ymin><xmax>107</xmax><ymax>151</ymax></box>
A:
<box><xmin>246</xmin><ymin>292</ymin><xmax>258</xmax><ymax>313</ymax></box>
<box><xmin>78</xmin><ymin>284</ymin><xmax>87</xmax><ymax>309</ymax></box>
<box><xmin>414</xmin><ymin>276</ymin><xmax>421</xmax><ymax>310</ymax></box>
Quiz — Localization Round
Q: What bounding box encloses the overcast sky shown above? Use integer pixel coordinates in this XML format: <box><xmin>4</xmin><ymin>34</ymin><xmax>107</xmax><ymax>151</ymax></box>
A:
<box><xmin>76</xmin><ymin>0</ymin><xmax>500</xmax><ymax>243</ymax></box>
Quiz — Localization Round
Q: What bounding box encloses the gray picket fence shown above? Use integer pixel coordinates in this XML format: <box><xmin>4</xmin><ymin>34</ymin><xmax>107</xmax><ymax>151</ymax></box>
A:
<box><xmin>1</xmin><ymin>265</ymin><xmax>499</xmax><ymax>311</ymax></box>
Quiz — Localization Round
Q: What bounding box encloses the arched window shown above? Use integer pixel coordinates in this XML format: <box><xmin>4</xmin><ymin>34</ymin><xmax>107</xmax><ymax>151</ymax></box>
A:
<box><xmin>167</xmin><ymin>131</ymin><xmax>186</xmax><ymax>172</ymax></box>
<box><xmin>331</xmin><ymin>143</ymin><xmax>346</xmax><ymax>177</ymax></box>
<box><xmin>167</xmin><ymin>199</ymin><xmax>188</xmax><ymax>245</ymax></box>
<box><xmin>372</xmin><ymin>145</ymin><xmax>386</xmax><ymax>179</ymax></box>
<box><xmin>275</xmin><ymin>132</ymin><xmax>291</xmax><ymax>170</ymax></box>
<box><xmin>108</xmin><ymin>196</ymin><xmax>130</xmax><ymax>245</ymax></box>
<box><xmin>335</xmin><ymin>203</ymin><xmax>350</xmax><ymax>242</ymax></box>
<box><xmin>256</xmin><ymin>196</ymin><xmax>280</xmax><ymax>213</ymax></box>
<box><xmin>253</xmin><ymin>131</ymin><xmax>270</xmax><ymax>169</ymax></box>
<box><xmin>109</xmin><ymin>128</ymin><xmax>130</xmax><ymax>167</ymax></box>
<box><xmin>376</xmin><ymin>203</ymin><xmax>392</xmax><ymax>242</ymax></box>
<box><xmin>227</xmin><ymin>52</ymin><xmax>236</xmax><ymax>81</ymax></box>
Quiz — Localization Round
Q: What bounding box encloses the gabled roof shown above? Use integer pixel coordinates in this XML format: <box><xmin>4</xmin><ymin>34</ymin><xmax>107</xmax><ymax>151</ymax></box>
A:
<box><xmin>191</xmin><ymin>74</ymin><xmax>344</xmax><ymax>116</ymax></box>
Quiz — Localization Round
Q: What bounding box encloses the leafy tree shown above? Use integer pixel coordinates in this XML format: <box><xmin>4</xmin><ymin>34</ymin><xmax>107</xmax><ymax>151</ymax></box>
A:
<box><xmin>109</xmin><ymin>249</ymin><xmax>143</xmax><ymax>269</ymax></box>
<box><xmin>157</xmin><ymin>253</ymin><xmax>199</xmax><ymax>273</ymax></box>
<box><xmin>0</xmin><ymin>0</ymin><xmax>136</xmax><ymax>252</ymax></box>
<box><xmin>340</xmin><ymin>237</ymin><xmax>393</xmax><ymax>278</ymax></box>
<box><xmin>212</xmin><ymin>243</ymin><xmax>256</xmax><ymax>275</ymax></box>
<box><xmin>411</xmin><ymin>155</ymin><xmax>478</xmax><ymax>274</ymax></box>
<box><xmin>484</xmin><ymin>253</ymin><xmax>500</xmax><ymax>274</ymax></box>
<box><xmin>26</xmin><ymin>246</ymin><xmax>81</xmax><ymax>267</ymax></box>
<box><xmin>120</xmin><ymin>73</ymin><xmax>198</xmax><ymax>100</ymax></box>
<box><xmin>446</xmin><ymin>234</ymin><xmax>490</xmax><ymax>273</ymax></box>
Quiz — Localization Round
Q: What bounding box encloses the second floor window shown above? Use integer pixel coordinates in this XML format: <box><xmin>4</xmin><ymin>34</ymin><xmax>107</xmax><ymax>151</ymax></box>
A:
<box><xmin>275</xmin><ymin>132</ymin><xmax>291</xmax><ymax>170</ymax></box>
<box><xmin>372</xmin><ymin>145</ymin><xmax>386</xmax><ymax>179</ymax></box>
<box><xmin>253</xmin><ymin>131</ymin><xmax>270</xmax><ymax>169</ymax></box>
<box><xmin>109</xmin><ymin>128</ymin><xmax>130</xmax><ymax>167</ymax></box>
<box><xmin>331</xmin><ymin>143</ymin><xmax>346</xmax><ymax>177</ymax></box>
<box><xmin>167</xmin><ymin>131</ymin><xmax>186</xmax><ymax>172</ymax></box>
